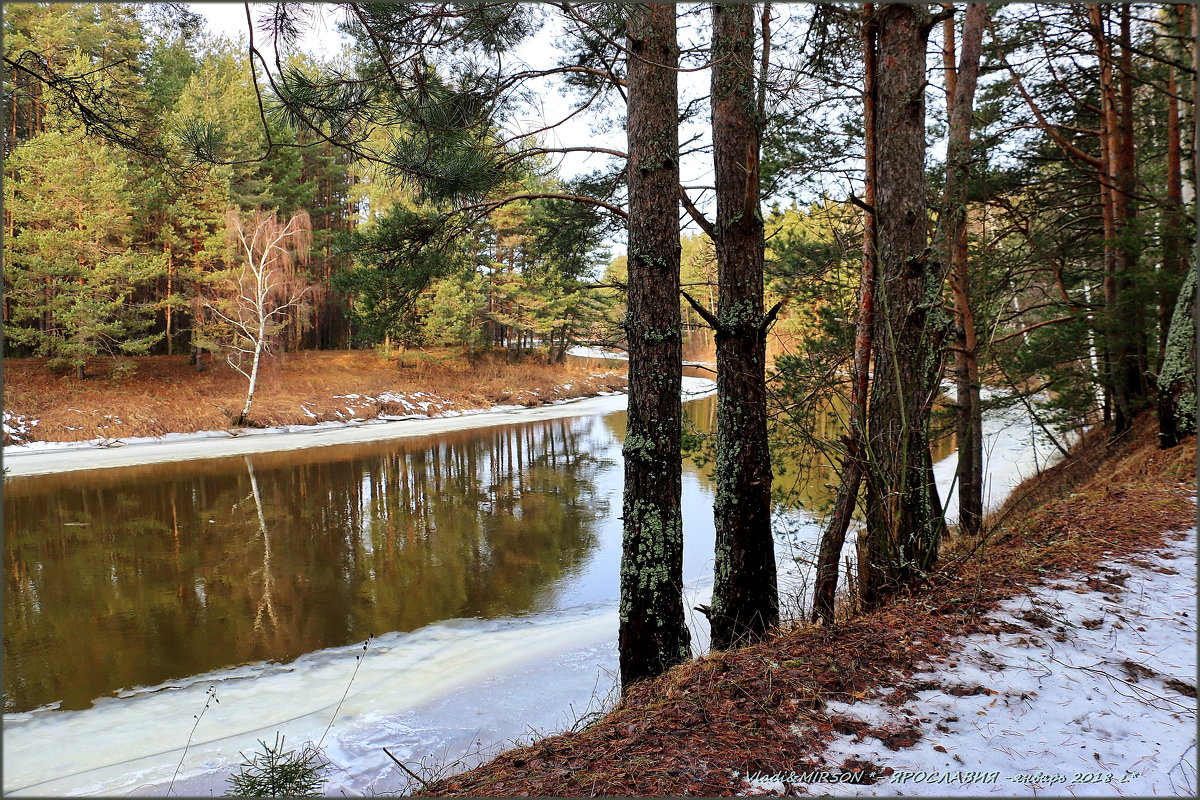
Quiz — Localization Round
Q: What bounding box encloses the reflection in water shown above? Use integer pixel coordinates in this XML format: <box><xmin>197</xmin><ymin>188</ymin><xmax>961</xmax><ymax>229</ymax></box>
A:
<box><xmin>4</xmin><ymin>389</ymin><xmax>954</xmax><ymax>716</ymax></box>
<box><xmin>678</xmin><ymin>392</ymin><xmax>958</xmax><ymax>518</ymax></box>
<box><xmin>4</xmin><ymin>416</ymin><xmax>612</xmax><ymax>713</ymax></box>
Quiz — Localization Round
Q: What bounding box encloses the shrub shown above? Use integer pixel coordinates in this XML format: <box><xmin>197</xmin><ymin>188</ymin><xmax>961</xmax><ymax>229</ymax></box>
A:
<box><xmin>224</xmin><ymin>734</ymin><xmax>326</xmax><ymax>797</ymax></box>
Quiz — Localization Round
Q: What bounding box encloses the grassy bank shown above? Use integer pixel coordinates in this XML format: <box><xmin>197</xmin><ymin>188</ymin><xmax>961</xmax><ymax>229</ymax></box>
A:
<box><xmin>412</xmin><ymin>415</ymin><xmax>1195</xmax><ymax>796</ymax></box>
<box><xmin>2</xmin><ymin>349</ymin><xmax>627</xmax><ymax>446</ymax></box>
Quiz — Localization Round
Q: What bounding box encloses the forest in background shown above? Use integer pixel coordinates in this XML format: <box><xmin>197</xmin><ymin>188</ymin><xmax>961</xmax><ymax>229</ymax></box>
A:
<box><xmin>3</xmin><ymin>2</ymin><xmax>1196</xmax><ymax>689</ymax></box>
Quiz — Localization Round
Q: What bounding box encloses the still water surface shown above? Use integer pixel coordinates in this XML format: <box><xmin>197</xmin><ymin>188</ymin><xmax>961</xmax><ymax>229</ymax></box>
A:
<box><xmin>6</xmin><ymin>392</ymin><xmax>753</xmax><ymax>714</ymax></box>
<box><xmin>5</xmin><ymin>380</ymin><xmax>998</xmax><ymax>795</ymax></box>
<box><xmin>4</xmin><ymin>383</ymin><xmax>964</xmax><ymax>715</ymax></box>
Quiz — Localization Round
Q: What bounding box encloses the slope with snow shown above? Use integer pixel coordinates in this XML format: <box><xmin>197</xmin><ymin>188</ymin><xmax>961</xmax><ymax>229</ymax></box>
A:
<box><xmin>745</xmin><ymin>526</ymin><xmax>1197</xmax><ymax>797</ymax></box>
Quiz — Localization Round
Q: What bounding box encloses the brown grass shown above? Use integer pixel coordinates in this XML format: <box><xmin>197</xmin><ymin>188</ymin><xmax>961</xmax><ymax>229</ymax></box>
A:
<box><xmin>2</xmin><ymin>349</ymin><xmax>627</xmax><ymax>445</ymax></box>
<box><xmin>413</xmin><ymin>414</ymin><xmax>1195</xmax><ymax>796</ymax></box>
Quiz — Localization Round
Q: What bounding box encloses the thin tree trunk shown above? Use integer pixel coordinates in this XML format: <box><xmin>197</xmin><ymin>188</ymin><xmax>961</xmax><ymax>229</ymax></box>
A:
<box><xmin>941</xmin><ymin>3</ymin><xmax>986</xmax><ymax>537</ymax></box>
<box><xmin>165</xmin><ymin>244</ymin><xmax>174</xmax><ymax>356</ymax></box>
<box><xmin>241</xmin><ymin>322</ymin><xmax>265</xmax><ymax>424</ymax></box>
<box><xmin>861</xmin><ymin>3</ymin><xmax>946</xmax><ymax>606</ymax></box>
<box><xmin>619</xmin><ymin>1</ymin><xmax>691</xmax><ymax>689</ymax></box>
<box><xmin>708</xmin><ymin>1</ymin><xmax>778</xmax><ymax>650</ymax></box>
<box><xmin>813</xmin><ymin>1</ymin><xmax>877</xmax><ymax>625</ymax></box>
<box><xmin>1116</xmin><ymin>5</ymin><xmax>1147</xmax><ymax>401</ymax></box>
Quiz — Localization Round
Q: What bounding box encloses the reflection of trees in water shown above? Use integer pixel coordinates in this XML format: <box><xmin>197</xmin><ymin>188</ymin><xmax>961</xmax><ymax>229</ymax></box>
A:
<box><xmin>3</xmin><ymin>416</ymin><xmax>609</xmax><ymax>713</ymax></box>
<box><xmin>670</xmin><ymin>393</ymin><xmax>958</xmax><ymax>518</ymax></box>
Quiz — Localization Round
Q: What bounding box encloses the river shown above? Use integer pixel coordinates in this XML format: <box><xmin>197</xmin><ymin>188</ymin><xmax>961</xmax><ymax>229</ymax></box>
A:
<box><xmin>2</xmin><ymin>378</ymin><xmax>1056</xmax><ymax>795</ymax></box>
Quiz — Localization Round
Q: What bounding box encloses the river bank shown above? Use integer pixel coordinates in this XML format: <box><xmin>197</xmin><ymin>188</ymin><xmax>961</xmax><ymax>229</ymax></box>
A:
<box><xmin>2</xmin><ymin>349</ymin><xmax>628</xmax><ymax>449</ymax></box>
<box><xmin>3</xmin><ymin>349</ymin><xmax>638</xmax><ymax>476</ymax></box>
<box><xmin>416</xmin><ymin>415</ymin><xmax>1197</xmax><ymax>797</ymax></box>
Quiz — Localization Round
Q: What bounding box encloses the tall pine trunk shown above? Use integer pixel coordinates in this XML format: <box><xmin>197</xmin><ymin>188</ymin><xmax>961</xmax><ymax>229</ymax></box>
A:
<box><xmin>813</xmin><ymin>2</ymin><xmax>877</xmax><ymax>625</ymax></box>
<box><xmin>1158</xmin><ymin>5</ymin><xmax>1189</xmax><ymax>366</ymax></box>
<box><xmin>619</xmin><ymin>2</ymin><xmax>691</xmax><ymax>688</ymax></box>
<box><xmin>941</xmin><ymin>3</ymin><xmax>986</xmax><ymax>537</ymax></box>
<box><xmin>1091</xmin><ymin>3</ymin><xmax>1145</xmax><ymax>434</ymax></box>
<box><xmin>860</xmin><ymin>3</ymin><xmax>947</xmax><ymax>606</ymax></box>
<box><xmin>708</xmin><ymin>1</ymin><xmax>778</xmax><ymax>650</ymax></box>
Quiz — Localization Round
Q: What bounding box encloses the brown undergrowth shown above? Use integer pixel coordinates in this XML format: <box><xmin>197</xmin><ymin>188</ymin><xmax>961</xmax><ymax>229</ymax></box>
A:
<box><xmin>1</xmin><ymin>349</ymin><xmax>627</xmax><ymax>445</ymax></box>
<box><xmin>416</xmin><ymin>415</ymin><xmax>1195</xmax><ymax>797</ymax></box>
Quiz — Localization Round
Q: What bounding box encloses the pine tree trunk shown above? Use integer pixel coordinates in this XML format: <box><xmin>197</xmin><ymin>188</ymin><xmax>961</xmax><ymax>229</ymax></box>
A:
<box><xmin>1159</xmin><ymin>54</ymin><xmax>1186</xmax><ymax>366</ymax></box>
<box><xmin>941</xmin><ymin>3</ymin><xmax>986</xmax><ymax>537</ymax></box>
<box><xmin>860</xmin><ymin>3</ymin><xmax>946</xmax><ymax>606</ymax></box>
<box><xmin>619</xmin><ymin>1</ymin><xmax>691</xmax><ymax>688</ymax></box>
<box><xmin>708</xmin><ymin>1</ymin><xmax>778</xmax><ymax>650</ymax></box>
<box><xmin>1091</xmin><ymin>3</ymin><xmax>1145</xmax><ymax>434</ymax></box>
<box><xmin>813</xmin><ymin>2</ymin><xmax>877</xmax><ymax>625</ymax></box>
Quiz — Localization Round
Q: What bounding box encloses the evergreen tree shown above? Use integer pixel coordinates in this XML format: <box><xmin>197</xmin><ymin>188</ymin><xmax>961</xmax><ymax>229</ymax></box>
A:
<box><xmin>4</xmin><ymin>130</ymin><xmax>163</xmax><ymax>376</ymax></box>
<box><xmin>859</xmin><ymin>3</ymin><xmax>948</xmax><ymax>605</ymax></box>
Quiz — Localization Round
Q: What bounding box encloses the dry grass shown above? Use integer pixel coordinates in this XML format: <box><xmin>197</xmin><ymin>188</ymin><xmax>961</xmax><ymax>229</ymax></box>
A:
<box><xmin>2</xmin><ymin>349</ymin><xmax>627</xmax><ymax>445</ymax></box>
<box><xmin>413</xmin><ymin>414</ymin><xmax>1195</xmax><ymax>797</ymax></box>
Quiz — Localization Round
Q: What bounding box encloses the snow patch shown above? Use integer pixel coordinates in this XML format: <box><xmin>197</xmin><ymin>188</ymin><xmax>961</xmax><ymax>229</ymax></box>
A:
<box><xmin>566</xmin><ymin>345</ymin><xmax>628</xmax><ymax>361</ymax></box>
<box><xmin>2</xmin><ymin>411</ymin><xmax>39</xmax><ymax>444</ymax></box>
<box><xmin>758</xmin><ymin>527</ymin><xmax>1197</xmax><ymax>797</ymax></box>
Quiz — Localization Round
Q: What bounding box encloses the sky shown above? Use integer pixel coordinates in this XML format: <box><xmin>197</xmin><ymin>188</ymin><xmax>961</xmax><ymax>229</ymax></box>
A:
<box><xmin>186</xmin><ymin>2</ymin><xmax>714</xmax><ymax>240</ymax></box>
<box><xmin>190</xmin><ymin>2</ymin><xmax>347</xmax><ymax>58</ymax></box>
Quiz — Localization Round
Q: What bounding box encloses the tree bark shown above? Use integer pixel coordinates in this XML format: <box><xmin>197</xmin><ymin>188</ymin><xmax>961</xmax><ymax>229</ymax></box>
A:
<box><xmin>941</xmin><ymin>3</ymin><xmax>986</xmax><ymax>537</ymax></box>
<box><xmin>813</xmin><ymin>2</ymin><xmax>877</xmax><ymax>625</ymax></box>
<box><xmin>860</xmin><ymin>3</ymin><xmax>947</xmax><ymax>606</ymax></box>
<box><xmin>1091</xmin><ymin>3</ymin><xmax>1145</xmax><ymax>434</ymax></box>
<box><xmin>1158</xmin><ymin>10</ymin><xmax>1188</xmax><ymax>367</ymax></box>
<box><xmin>619</xmin><ymin>2</ymin><xmax>691</xmax><ymax>688</ymax></box>
<box><xmin>1157</xmin><ymin>262</ymin><xmax>1197</xmax><ymax>448</ymax></box>
<box><xmin>707</xmin><ymin>1</ymin><xmax>779</xmax><ymax>650</ymax></box>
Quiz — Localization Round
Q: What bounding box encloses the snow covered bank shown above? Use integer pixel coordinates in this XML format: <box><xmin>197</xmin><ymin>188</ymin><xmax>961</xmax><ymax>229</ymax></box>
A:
<box><xmin>567</xmin><ymin>345</ymin><xmax>713</xmax><ymax>370</ymax></box>
<box><xmin>2</xmin><ymin>377</ymin><xmax>716</xmax><ymax>477</ymax></box>
<box><xmin>747</xmin><ymin>526</ymin><xmax>1198</xmax><ymax>797</ymax></box>
<box><xmin>566</xmin><ymin>345</ymin><xmax>628</xmax><ymax>361</ymax></box>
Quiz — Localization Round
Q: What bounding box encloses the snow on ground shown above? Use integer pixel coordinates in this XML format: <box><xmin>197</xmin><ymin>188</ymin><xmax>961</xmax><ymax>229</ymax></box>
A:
<box><xmin>565</xmin><ymin>346</ymin><xmax>715</xmax><ymax>370</ymax></box>
<box><xmin>1</xmin><ymin>377</ymin><xmax>716</xmax><ymax>477</ymax></box>
<box><xmin>2</xmin><ymin>411</ymin><xmax>39</xmax><ymax>444</ymax></box>
<box><xmin>745</xmin><ymin>526</ymin><xmax>1198</xmax><ymax>797</ymax></box>
<box><xmin>566</xmin><ymin>345</ymin><xmax>629</xmax><ymax>361</ymax></box>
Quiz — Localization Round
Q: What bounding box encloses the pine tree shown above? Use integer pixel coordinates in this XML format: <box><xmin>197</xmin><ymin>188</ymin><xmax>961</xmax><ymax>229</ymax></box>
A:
<box><xmin>4</xmin><ymin>130</ymin><xmax>162</xmax><ymax>376</ymax></box>
<box><xmin>859</xmin><ymin>3</ymin><xmax>948</xmax><ymax>605</ymax></box>
<box><xmin>705</xmin><ymin>1</ymin><xmax>779</xmax><ymax>649</ymax></box>
<box><xmin>618</xmin><ymin>1</ymin><xmax>692</xmax><ymax>687</ymax></box>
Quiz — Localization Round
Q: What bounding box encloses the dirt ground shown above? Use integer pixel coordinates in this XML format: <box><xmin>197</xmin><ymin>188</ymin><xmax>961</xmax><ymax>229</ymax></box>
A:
<box><xmin>2</xmin><ymin>349</ymin><xmax>627</xmax><ymax>445</ymax></box>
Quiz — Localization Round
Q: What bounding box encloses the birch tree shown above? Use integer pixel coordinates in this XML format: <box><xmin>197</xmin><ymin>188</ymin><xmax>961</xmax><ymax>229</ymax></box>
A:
<box><xmin>200</xmin><ymin>209</ymin><xmax>313</xmax><ymax>425</ymax></box>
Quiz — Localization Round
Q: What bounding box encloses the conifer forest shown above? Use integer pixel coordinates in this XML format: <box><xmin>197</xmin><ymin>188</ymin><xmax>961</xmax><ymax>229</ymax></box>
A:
<box><xmin>3</xmin><ymin>3</ymin><xmax>1196</xmax><ymax>797</ymax></box>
